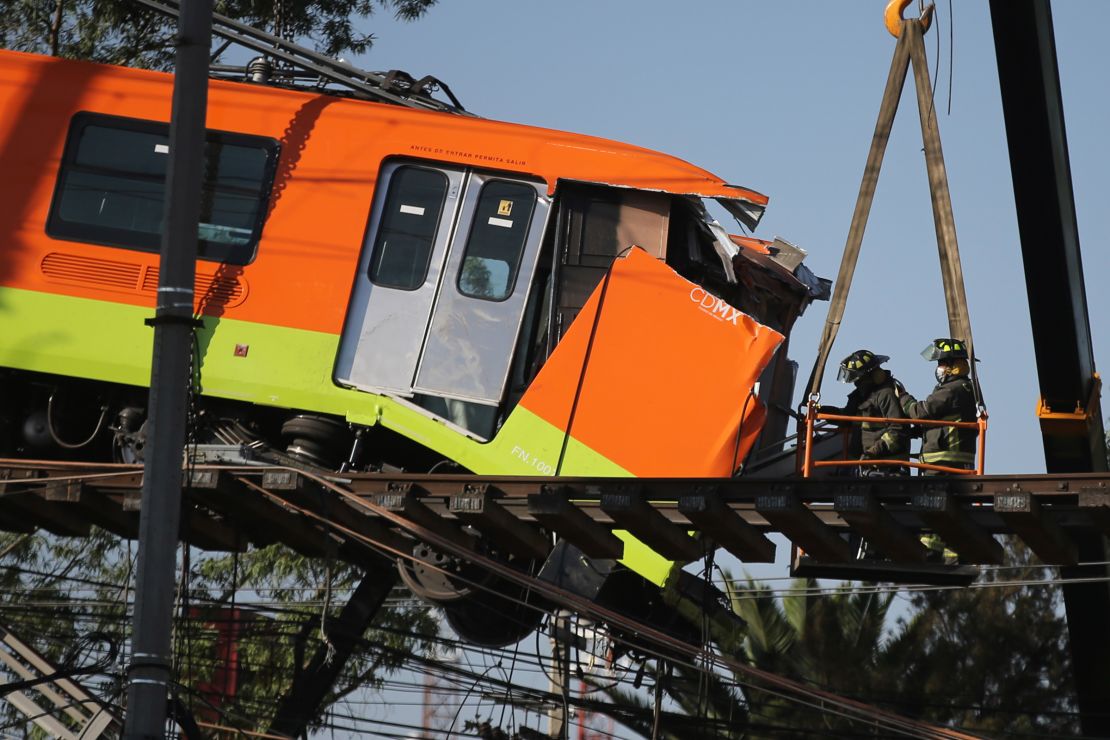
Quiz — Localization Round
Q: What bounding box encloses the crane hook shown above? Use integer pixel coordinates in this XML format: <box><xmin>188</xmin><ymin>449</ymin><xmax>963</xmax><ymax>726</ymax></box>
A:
<box><xmin>885</xmin><ymin>0</ymin><xmax>935</xmax><ymax>38</ymax></box>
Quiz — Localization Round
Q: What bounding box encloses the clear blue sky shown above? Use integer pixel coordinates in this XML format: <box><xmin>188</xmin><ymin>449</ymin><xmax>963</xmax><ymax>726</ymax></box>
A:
<box><xmin>355</xmin><ymin>0</ymin><xmax>1110</xmax><ymax>476</ymax></box>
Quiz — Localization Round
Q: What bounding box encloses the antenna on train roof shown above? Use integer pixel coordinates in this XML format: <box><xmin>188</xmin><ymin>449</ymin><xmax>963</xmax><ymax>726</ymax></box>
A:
<box><xmin>129</xmin><ymin>0</ymin><xmax>472</xmax><ymax>115</ymax></box>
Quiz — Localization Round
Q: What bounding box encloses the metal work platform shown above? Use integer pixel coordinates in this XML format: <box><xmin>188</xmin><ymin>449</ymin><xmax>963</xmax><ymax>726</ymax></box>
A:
<box><xmin>2</xmin><ymin>458</ymin><xmax>1109</xmax><ymax>573</ymax></box>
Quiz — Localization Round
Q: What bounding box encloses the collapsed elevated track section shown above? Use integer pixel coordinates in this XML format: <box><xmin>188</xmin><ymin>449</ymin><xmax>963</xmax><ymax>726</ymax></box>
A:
<box><xmin>2</xmin><ymin>458</ymin><xmax>1109</xmax><ymax>574</ymax></box>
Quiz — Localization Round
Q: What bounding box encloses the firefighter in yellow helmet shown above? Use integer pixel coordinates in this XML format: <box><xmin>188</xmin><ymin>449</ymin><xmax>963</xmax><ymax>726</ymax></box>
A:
<box><xmin>895</xmin><ymin>338</ymin><xmax>979</xmax><ymax>473</ymax></box>
<box><xmin>823</xmin><ymin>349</ymin><xmax>909</xmax><ymax>475</ymax></box>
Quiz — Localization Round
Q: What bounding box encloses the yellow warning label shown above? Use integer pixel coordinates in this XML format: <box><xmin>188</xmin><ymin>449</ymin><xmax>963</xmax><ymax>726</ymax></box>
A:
<box><xmin>497</xmin><ymin>199</ymin><xmax>513</xmax><ymax>217</ymax></box>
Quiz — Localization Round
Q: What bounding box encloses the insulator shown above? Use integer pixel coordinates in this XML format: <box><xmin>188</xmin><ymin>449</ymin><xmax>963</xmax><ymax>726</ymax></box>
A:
<box><xmin>247</xmin><ymin>56</ymin><xmax>272</xmax><ymax>84</ymax></box>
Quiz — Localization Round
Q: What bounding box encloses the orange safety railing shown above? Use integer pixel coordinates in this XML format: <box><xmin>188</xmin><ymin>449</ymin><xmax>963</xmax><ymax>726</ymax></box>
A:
<box><xmin>801</xmin><ymin>403</ymin><xmax>987</xmax><ymax>477</ymax></box>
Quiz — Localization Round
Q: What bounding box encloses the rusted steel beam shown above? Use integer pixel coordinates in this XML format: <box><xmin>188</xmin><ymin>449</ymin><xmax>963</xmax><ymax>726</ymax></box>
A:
<box><xmin>190</xmin><ymin>471</ymin><xmax>331</xmax><ymax>557</ymax></box>
<box><xmin>834</xmin><ymin>484</ymin><xmax>929</xmax><ymax>563</ymax></box>
<box><xmin>792</xmin><ymin>555</ymin><xmax>979</xmax><ymax>586</ymax></box>
<box><xmin>677</xmin><ymin>486</ymin><xmax>775</xmax><ymax>563</ymax></box>
<box><xmin>179</xmin><ymin>507</ymin><xmax>248</xmax><ymax>553</ymax></box>
<box><xmin>374</xmin><ymin>483</ymin><xmax>474</xmax><ymax>551</ymax></box>
<box><xmin>0</xmin><ymin>468</ymin><xmax>44</xmax><ymax>496</ymax></box>
<box><xmin>1078</xmin><ymin>489</ymin><xmax>1110</xmax><ymax>535</ymax></box>
<box><xmin>912</xmin><ymin>486</ymin><xmax>1003</xmax><ymax>564</ymax></box>
<box><xmin>756</xmin><ymin>487</ymin><xmax>852</xmax><ymax>562</ymax></box>
<box><xmin>262</xmin><ymin>470</ymin><xmax>411</xmax><ymax>557</ymax></box>
<box><xmin>527</xmin><ymin>487</ymin><xmax>623</xmax><ymax>559</ymax></box>
<box><xmin>41</xmin><ymin>479</ymin><xmax>84</xmax><ymax>502</ymax></box>
<box><xmin>0</xmin><ymin>493</ymin><xmax>91</xmax><ymax>537</ymax></box>
<box><xmin>995</xmin><ymin>490</ymin><xmax>1077</xmax><ymax>566</ymax></box>
<box><xmin>74</xmin><ymin>491</ymin><xmax>139</xmax><ymax>539</ymax></box>
<box><xmin>600</xmin><ymin>486</ymin><xmax>702</xmax><ymax>561</ymax></box>
<box><xmin>450</xmin><ymin>484</ymin><xmax>550</xmax><ymax>560</ymax></box>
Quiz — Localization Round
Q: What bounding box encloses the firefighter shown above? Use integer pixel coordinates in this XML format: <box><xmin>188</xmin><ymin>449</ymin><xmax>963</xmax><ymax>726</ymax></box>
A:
<box><xmin>895</xmin><ymin>338</ymin><xmax>979</xmax><ymax>473</ymax></box>
<box><xmin>823</xmin><ymin>350</ymin><xmax>910</xmax><ymax>474</ymax></box>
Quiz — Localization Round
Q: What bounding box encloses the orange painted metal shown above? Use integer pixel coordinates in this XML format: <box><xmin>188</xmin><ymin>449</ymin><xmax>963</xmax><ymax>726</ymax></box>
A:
<box><xmin>802</xmin><ymin>405</ymin><xmax>988</xmax><ymax>476</ymax></box>
<box><xmin>0</xmin><ymin>49</ymin><xmax>767</xmax><ymax>334</ymax></box>
<box><xmin>885</xmin><ymin>0</ymin><xmax>934</xmax><ymax>38</ymax></box>
<box><xmin>518</xmin><ymin>248</ymin><xmax>783</xmax><ymax>477</ymax></box>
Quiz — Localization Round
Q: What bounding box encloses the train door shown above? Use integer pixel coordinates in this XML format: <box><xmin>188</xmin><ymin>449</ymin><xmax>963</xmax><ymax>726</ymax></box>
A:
<box><xmin>413</xmin><ymin>173</ymin><xmax>549</xmax><ymax>403</ymax></box>
<box><xmin>336</xmin><ymin>162</ymin><xmax>549</xmax><ymax>414</ymax></box>
<box><xmin>335</xmin><ymin>161</ymin><xmax>465</xmax><ymax>395</ymax></box>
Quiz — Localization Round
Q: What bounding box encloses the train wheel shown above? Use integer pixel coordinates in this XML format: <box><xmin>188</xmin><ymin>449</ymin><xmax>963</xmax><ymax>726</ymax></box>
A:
<box><xmin>281</xmin><ymin>414</ymin><xmax>351</xmax><ymax>469</ymax></box>
<box><xmin>397</xmin><ymin>542</ymin><xmax>546</xmax><ymax>647</ymax></box>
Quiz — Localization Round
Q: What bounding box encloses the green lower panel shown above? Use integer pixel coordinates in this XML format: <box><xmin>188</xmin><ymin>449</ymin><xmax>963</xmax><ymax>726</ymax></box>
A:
<box><xmin>0</xmin><ymin>287</ymin><xmax>673</xmax><ymax>584</ymax></box>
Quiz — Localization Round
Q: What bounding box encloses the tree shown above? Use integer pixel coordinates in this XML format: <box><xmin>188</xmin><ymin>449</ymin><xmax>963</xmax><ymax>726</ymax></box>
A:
<box><xmin>0</xmin><ymin>0</ymin><xmax>438</xmax><ymax>69</ymax></box>
<box><xmin>0</xmin><ymin>529</ymin><xmax>438</xmax><ymax>734</ymax></box>
<box><xmin>722</xmin><ymin>573</ymin><xmax>895</xmax><ymax>735</ymax></box>
<box><xmin>612</xmin><ymin>541</ymin><xmax>1080</xmax><ymax>737</ymax></box>
<box><xmin>881</xmin><ymin>539</ymin><xmax>1077</xmax><ymax>735</ymax></box>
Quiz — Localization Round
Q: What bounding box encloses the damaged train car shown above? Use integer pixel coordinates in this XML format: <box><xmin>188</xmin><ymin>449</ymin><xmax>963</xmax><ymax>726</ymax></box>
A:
<box><xmin>0</xmin><ymin>48</ymin><xmax>827</xmax><ymax>643</ymax></box>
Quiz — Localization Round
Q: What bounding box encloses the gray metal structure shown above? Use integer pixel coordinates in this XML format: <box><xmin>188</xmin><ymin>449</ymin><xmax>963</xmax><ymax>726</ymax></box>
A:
<box><xmin>337</xmin><ymin>164</ymin><xmax>549</xmax><ymax>411</ymax></box>
<box><xmin>989</xmin><ymin>1</ymin><xmax>1110</xmax><ymax>735</ymax></box>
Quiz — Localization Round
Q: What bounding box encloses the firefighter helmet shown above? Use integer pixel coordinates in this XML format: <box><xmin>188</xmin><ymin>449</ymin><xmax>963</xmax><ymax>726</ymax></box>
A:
<box><xmin>920</xmin><ymin>338</ymin><xmax>969</xmax><ymax>362</ymax></box>
<box><xmin>837</xmin><ymin>349</ymin><xmax>889</xmax><ymax>383</ymax></box>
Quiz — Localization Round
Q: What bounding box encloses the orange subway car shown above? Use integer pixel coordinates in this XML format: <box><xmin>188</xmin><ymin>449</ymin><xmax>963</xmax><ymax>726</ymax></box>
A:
<box><xmin>0</xmin><ymin>48</ymin><xmax>826</xmax><ymax>636</ymax></box>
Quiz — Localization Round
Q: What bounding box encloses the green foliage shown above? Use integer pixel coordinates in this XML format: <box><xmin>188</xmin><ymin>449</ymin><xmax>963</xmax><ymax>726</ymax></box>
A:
<box><xmin>0</xmin><ymin>529</ymin><xmax>132</xmax><ymax>734</ymax></box>
<box><xmin>723</xmin><ymin>573</ymin><xmax>894</xmax><ymax>731</ymax></box>
<box><xmin>181</xmin><ymin>544</ymin><xmax>437</xmax><ymax>731</ymax></box>
<box><xmin>713</xmin><ymin>537</ymin><xmax>1078</xmax><ymax>735</ymax></box>
<box><xmin>881</xmin><ymin>538</ymin><xmax>1076</xmax><ymax>735</ymax></box>
<box><xmin>0</xmin><ymin>531</ymin><xmax>437</xmax><ymax>733</ymax></box>
<box><xmin>0</xmin><ymin>0</ymin><xmax>438</xmax><ymax>68</ymax></box>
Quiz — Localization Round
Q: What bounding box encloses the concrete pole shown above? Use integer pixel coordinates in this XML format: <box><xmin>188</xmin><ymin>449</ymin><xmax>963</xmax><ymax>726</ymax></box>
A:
<box><xmin>122</xmin><ymin>0</ymin><xmax>212</xmax><ymax>734</ymax></box>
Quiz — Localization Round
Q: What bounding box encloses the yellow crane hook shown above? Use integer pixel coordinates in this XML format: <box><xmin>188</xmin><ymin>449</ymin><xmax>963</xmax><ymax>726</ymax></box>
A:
<box><xmin>885</xmin><ymin>0</ymin><xmax>935</xmax><ymax>38</ymax></box>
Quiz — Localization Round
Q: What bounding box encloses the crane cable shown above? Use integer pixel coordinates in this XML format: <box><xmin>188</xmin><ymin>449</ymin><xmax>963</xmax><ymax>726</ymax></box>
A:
<box><xmin>804</xmin><ymin>4</ymin><xmax>984</xmax><ymax>410</ymax></box>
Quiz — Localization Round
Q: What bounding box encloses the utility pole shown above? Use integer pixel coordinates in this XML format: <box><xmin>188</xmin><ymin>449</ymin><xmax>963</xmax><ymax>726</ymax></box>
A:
<box><xmin>122</xmin><ymin>0</ymin><xmax>213</xmax><ymax>734</ymax></box>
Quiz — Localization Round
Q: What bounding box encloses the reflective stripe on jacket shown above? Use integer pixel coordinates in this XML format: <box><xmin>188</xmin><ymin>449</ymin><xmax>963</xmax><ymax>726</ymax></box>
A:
<box><xmin>824</xmin><ymin>375</ymin><xmax>910</xmax><ymax>458</ymax></box>
<box><xmin>899</xmin><ymin>376</ymin><xmax>977</xmax><ymax>467</ymax></box>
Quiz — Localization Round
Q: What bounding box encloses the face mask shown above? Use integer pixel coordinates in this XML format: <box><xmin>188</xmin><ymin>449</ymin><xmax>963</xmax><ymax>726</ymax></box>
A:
<box><xmin>935</xmin><ymin>365</ymin><xmax>947</xmax><ymax>383</ymax></box>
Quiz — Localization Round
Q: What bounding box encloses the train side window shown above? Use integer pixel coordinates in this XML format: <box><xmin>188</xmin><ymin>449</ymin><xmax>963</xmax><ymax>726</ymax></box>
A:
<box><xmin>456</xmin><ymin>180</ymin><xmax>537</xmax><ymax>301</ymax></box>
<box><xmin>46</xmin><ymin>112</ymin><xmax>278</xmax><ymax>265</ymax></box>
<box><xmin>367</xmin><ymin>166</ymin><xmax>449</xmax><ymax>290</ymax></box>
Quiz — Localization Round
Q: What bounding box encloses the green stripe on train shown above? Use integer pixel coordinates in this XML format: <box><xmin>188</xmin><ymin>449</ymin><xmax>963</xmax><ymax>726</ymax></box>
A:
<box><xmin>0</xmin><ymin>287</ymin><xmax>671</xmax><ymax>584</ymax></box>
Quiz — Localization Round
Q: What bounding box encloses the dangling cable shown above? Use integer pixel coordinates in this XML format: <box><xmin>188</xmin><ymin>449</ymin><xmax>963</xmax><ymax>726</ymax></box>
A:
<box><xmin>46</xmin><ymin>392</ymin><xmax>109</xmax><ymax>449</ymax></box>
<box><xmin>731</xmin><ymin>386</ymin><xmax>757</xmax><ymax>476</ymax></box>
<box><xmin>947</xmin><ymin>0</ymin><xmax>954</xmax><ymax>116</ymax></box>
<box><xmin>555</xmin><ymin>246</ymin><xmax>634</xmax><ymax>475</ymax></box>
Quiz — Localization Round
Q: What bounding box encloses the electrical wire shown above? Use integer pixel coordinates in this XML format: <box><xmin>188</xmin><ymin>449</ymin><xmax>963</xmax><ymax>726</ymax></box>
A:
<box><xmin>257</xmin><ymin>466</ymin><xmax>983</xmax><ymax>739</ymax></box>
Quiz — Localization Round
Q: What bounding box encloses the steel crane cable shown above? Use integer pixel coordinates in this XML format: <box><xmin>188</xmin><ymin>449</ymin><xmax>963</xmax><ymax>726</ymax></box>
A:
<box><xmin>805</xmin><ymin>11</ymin><xmax>983</xmax><ymax>409</ymax></box>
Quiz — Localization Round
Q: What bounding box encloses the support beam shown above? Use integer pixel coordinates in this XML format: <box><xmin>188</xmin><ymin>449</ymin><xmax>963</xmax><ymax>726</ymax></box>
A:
<box><xmin>677</xmin><ymin>487</ymin><xmax>775</xmax><ymax>563</ymax></box>
<box><xmin>450</xmin><ymin>484</ymin><xmax>550</xmax><ymax>560</ymax></box>
<box><xmin>912</xmin><ymin>488</ymin><xmax>1002</xmax><ymax>565</ymax></box>
<box><xmin>756</xmin><ymin>488</ymin><xmax>852</xmax><ymax>563</ymax></box>
<box><xmin>994</xmin><ymin>491</ymin><xmax>1077</xmax><ymax>566</ymax></box>
<box><xmin>194</xmin><ymin>472</ymin><xmax>330</xmax><ymax>557</ymax></box>
<box><xmin>990</xmin><ymin>3</ymin><xmax>1110</xmax><ymax>733</ymax></box>
<box><xmin>834</xmin><ymin>485</ymin><xmax>928</xmax><ymax>563</ymax></box>
<box><xmin>374</xmin><ymin>486</ymin><xmax>474</xmax><ymax>551</ymax></box>
<box><xmin>600</xmin><ymin>487</ymin><xmax>701</xmax><ymax>561</ymax></box>
<box><xmin>262</xmin><ymin>470</ymin><xmax>412</xmax><ymax>556</ymax></box>
<box><xmin>528</xmin><ymin>488</ymin><xmax>624</xmax><ymax>559</ymax></box>
<box><xmin>268</xmin><ymin>567</ymin><xmax>397</xmax><ymax>737</ymax></box>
